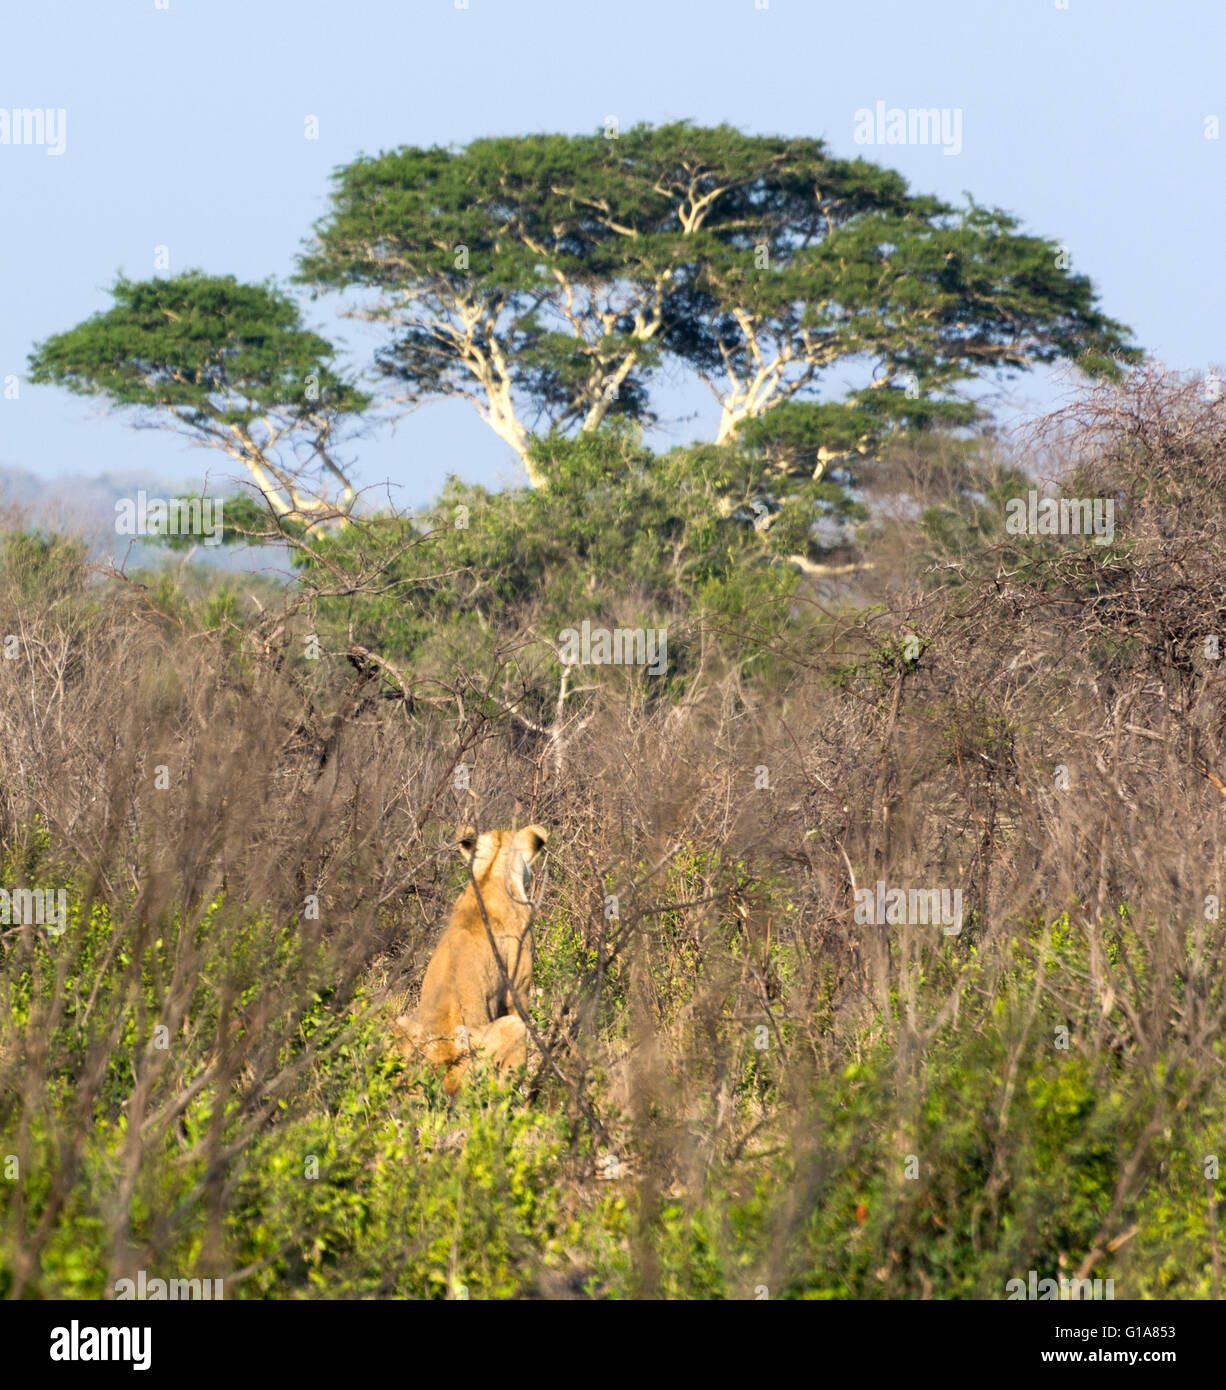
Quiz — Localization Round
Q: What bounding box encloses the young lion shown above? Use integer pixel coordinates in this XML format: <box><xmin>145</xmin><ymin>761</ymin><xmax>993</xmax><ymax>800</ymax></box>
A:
<box><xmin>394</xmin><ymin>824</ymin><xmax>548</xmax><ymax>1094</ymax></box>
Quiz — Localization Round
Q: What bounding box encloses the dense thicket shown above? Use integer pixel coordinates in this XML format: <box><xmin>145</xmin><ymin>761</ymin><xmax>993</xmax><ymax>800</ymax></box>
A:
<box><xmin>2</xmin><ymin>368</ymin><xmax>1224</xmax><ymax>1298</ymax></box>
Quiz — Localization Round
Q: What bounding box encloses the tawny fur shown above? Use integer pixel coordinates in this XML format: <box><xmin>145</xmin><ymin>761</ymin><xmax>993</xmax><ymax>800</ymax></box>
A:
<box><xmin>394</xmin><ymin>825</ymin><xmax>547</xmax><ymax>1094</ymax></box>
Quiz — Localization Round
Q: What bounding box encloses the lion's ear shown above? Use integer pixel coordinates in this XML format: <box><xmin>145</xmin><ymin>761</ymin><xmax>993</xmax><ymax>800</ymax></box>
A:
<box><xmin>456</xmin><ymin>826</ymin><xmax>478</xmax><ymax>859</ymax></box>
<box><xmin>520</xmin><ymin>825</ymin><xmax>548</xmax><ymax>859</ymax></box>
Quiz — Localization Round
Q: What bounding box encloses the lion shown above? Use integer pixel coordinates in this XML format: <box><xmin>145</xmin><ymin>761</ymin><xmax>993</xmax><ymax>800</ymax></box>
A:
<box><xmin>394</xmin><ymin>824</ymin><xmax>548</xmax><ymax>1094</ymax></box>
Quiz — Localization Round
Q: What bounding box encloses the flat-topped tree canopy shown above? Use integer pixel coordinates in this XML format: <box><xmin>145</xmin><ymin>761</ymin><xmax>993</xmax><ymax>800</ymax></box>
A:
<box><xmin>297</xmin><ymin>122</ymin><xmax>1139</xmax><ymax>487</ymax></box>
<box><xmin>28</xmin><ymin>271</ymin><xmax>370</xmax><ymax>526</ymax></box>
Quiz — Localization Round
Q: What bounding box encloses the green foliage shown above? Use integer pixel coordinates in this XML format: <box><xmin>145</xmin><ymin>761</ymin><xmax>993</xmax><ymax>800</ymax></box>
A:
<box><xmin>1</xmin><ymin>769</ymin><xmax>1222</xmax><ymax>1298</ymax></box>
<box><xmin>225</xmin><ymin>1047</ymin><xmax>584</xmax><ymax>1299</ymax></box>
<box><xmin>0</xmin><ymin>531</ymin><xmax>89</xmax><ymax>607</ymax></box>
<box><xmin>291</xmin><ymin>425</ymin><xmax>815</xmax><ymax>709</ymax></box>
<box><xmin>299</xmin><ymin>123</ymin><xmax>1139</xmax><ymax>477</ymax></box>
<box><xmin>28</xmin><ymin>272</ymin><xmax>367</xmax><ymax>421</ymax></box>
<box><xmin>143</xmin><ymin>491</ymin><xmax>287</xmax><ymax>550</ymax></box>
<box><xmin>28</xmin><ymin>273</ymin><xmax>369</xmax><ymax>525</ymax></box>
<box><xmin>6</xmin><ymin>127</ymin><xmax>1202</xmax><ymax>1308</ymax></box>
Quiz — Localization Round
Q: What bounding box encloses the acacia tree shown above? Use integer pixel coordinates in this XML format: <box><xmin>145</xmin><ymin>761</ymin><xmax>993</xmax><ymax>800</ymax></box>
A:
<box><xmin>296</xmin><ymin>125</ymin><xmax>854</xmax><ymax>477</ymax></box>
<box><xmin>29</xmin><ymin>272</ymin><xmax>370</xmax><ymax>525</ymax></box>
<box><xmin>296</xmin><ymin>134</ymin><xmax>665</xmax><ymax>484</ymax></box>
<box><xmin>297</xmin><ymin>122</ymin><xmax>1140</xmax><ymax>485</ymax></box>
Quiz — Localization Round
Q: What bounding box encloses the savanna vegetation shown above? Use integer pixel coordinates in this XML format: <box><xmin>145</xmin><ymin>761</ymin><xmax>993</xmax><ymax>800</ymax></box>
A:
<box><xmin>4</xmin><ymin>125</ymin><xmax>1223</xmax><ymax>1300</ymax></box>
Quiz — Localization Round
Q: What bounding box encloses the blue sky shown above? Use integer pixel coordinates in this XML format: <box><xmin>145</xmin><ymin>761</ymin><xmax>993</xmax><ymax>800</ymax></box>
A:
<box><xmin>1</xmin><ymin>0</ymin><xmax>1222</xmax><ymax>512</ymax></box>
